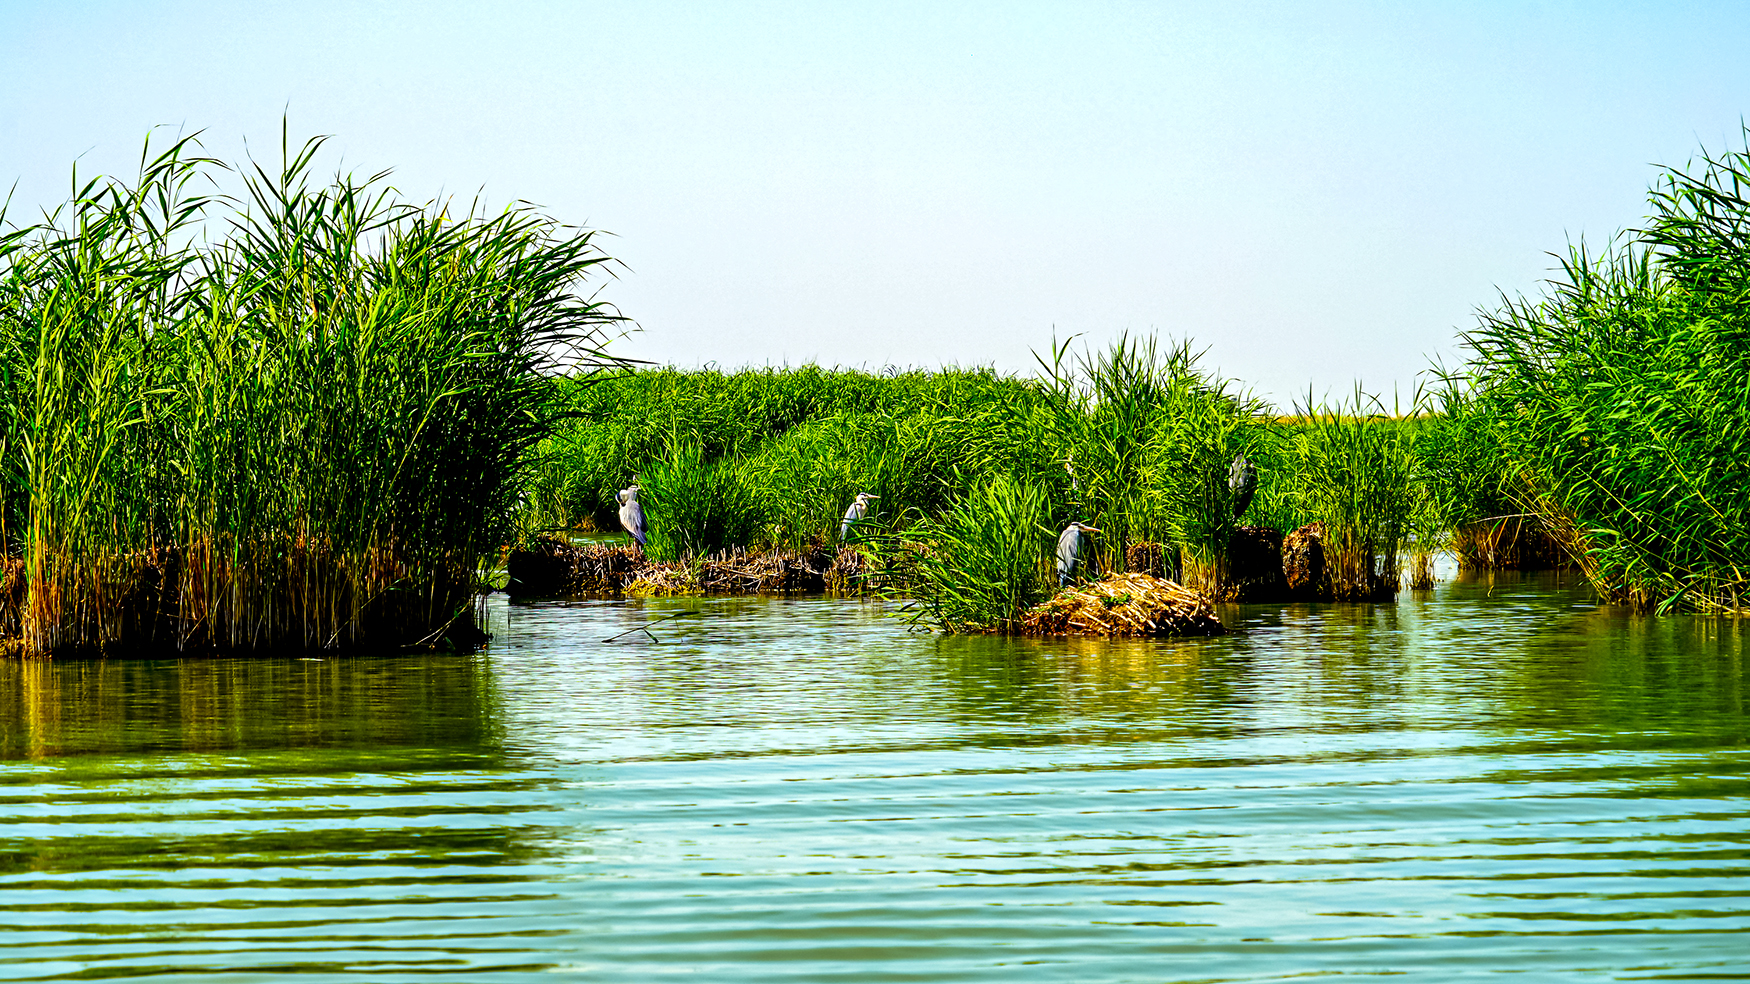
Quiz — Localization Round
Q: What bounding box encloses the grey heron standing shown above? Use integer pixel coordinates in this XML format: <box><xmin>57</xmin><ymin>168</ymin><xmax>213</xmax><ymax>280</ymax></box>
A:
<box><xmin>1056</xmin><ymin>520</ymin><xmax>1102</xmax><ymax>588</ymax></box>
<box><xmin>1228</xmin><ymin>452</ymin><xmax>1257</xmax><ymax>520</ymax></box>
<box><xmin>617</xmin><ymin>483</ymin><xmax>647</xmax><ymax>547</ymax></box>
<box><xmin>839</xmin><ymin>492</ymin><xmax>880</xmax><ymax>539</ymax></box>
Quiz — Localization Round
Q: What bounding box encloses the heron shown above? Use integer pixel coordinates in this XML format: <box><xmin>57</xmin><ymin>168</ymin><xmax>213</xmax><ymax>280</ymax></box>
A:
<box><xmin>839</xmin><ymin>492</ymin><xmax>880</xmax><ymax>539</ymax></box>
<box><xmin>1228</xmin><ymin>452</ymin><xmax>1257</xmax><ymax>520</ymax></box>
<box><xmin>1056</xmin><ymin>520</ymin><xmax>1102</xmax><ymax>588</ymax></box>
<box><xmin>617</xmin><ymin>483</ymin><xmax>647</xmax><ymax>547</ymax></box>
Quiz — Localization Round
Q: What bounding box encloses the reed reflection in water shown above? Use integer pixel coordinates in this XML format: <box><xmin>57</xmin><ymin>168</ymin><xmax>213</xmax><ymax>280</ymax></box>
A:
<box><xmin>1</xmin><ymin>569</ymin><xmax>1746</xmax><ymax>981</ymax></box>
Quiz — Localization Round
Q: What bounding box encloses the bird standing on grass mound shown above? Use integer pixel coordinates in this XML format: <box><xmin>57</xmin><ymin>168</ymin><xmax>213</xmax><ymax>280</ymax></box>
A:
<box><xmin>1056</xmin><ymin>521</ymin><xmax>1101</xmax><ymax>588</ymax></box>
<box><xmin>1228</xmin><ymin>452</ymin><xmax>1257</xmax><ymax>520</ymax></box>
<box><xmin>840</xmin><ymin>492</ymin><xmax>880</xmax><ymax>540</ymax></box>
<box><xmin>617</xmin><ymin>483</ymin><xmax>647</xmax><ymax>547</ymax></box>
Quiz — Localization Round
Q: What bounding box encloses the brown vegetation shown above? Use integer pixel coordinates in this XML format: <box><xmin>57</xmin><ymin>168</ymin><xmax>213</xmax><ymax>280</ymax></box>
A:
<box><xmin>1019</xmin><ymin>573</ymin><xmax>1225</xmax><ymax>638</ymax></box>
<box><xmin>505</xmin><ymin>539</ymin><xmax>881</xmax><ymax>597</ymax></box>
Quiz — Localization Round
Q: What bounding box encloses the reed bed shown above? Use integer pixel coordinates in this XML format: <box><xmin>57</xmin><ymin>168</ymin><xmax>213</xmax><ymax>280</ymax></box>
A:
<box><xmin>524</xmin><ymin>336</ymin><xmax>1439</xmax><ymax>632</ymax></box>
<box><xmin>1284</xmin><ymin>393</ymin><xmax>1415</xmax><ymax>600</ymax></box>
<box><xmin>1456</xmin><ymin>127</ymin><xmax>1750</xmax><ymax>612</ymax></box>
<box><xmin>0</xmin><ymin>130</ymin><xmax>625</xmax><ymax>655</ymax></box>
<box><xmin>1019</xmin><ymin>573</ymin><xmax>1225</xmax><ymax>638</ymax></box>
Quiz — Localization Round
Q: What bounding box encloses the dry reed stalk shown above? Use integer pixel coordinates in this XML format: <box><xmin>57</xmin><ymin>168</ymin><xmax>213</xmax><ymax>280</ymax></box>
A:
<box><xmin>15</xmin><ymin>536</ymin><xmax>482</xmax><ymax>656</ymax></box>
<box><xmin>1409</xmin><ymin>550</ymin><xmax>1436</xmax><ymax>590</ymax></box>
<box><xmin>1019</xmin><ymin>572</ymin><xmax>1224</xmax><ymax>637</ymax></box>
<box><xmin>1125</xmin><ymin>540</ymin><xmax>1167</xmax><ymax>578</ymax></box>
<box><xmin>1451</xmin><ymin>514</ymin><xmax>1572</xmax><ymax>572</ymax></box>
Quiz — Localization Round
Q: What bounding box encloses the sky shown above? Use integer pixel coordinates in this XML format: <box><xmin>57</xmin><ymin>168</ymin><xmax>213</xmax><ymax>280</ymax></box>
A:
<box><xmin>4</xmin><ymin>1</ymin><xmax>1749</xmax><ymax>408</ymax></box>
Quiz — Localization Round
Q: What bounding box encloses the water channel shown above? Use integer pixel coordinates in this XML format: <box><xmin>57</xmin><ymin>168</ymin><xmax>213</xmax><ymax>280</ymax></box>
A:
<box><xmin>1</xmin><ymin>568</ymin><xmax>1746</xmax><ymax>981</ymax></box>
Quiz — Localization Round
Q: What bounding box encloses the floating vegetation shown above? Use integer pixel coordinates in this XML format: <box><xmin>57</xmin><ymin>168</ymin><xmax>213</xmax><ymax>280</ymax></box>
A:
<box><xmin>1019</xmin><ymin>573</ymin><xmax>1225</xmax><ymax>638</ymax></box>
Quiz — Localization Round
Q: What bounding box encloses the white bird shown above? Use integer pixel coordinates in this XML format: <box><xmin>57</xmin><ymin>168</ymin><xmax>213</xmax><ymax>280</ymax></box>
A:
<box><xmin>1056</xmin><ymin>520</ymin><xmax>1102</xmax><ymax>587</ymax></box>
<box><xmin>839</xmin><ymin>492</ymin><xmax>880</xmax><ymax>539</ymax></box>
<box><xmin>617</xmin><ymin>483</ymin><xmax>647</xmax><ymax>547</ymax></box>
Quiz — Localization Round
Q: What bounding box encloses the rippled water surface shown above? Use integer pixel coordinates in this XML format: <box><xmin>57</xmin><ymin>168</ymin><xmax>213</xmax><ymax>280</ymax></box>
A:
<box><xmin>2</xmin><ymin>570</ymin><xmax>1748</xmax><ymax>981</ymax></box>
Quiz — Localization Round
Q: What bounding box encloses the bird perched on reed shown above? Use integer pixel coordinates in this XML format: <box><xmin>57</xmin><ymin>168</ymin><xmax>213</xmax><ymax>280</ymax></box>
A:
<box><xmin>840</xmin><ymin>492</ymin><xmax>880</xmax><ymax>539</ymax></box>
<box><xmin>1228</xmin><ymin>452</ymin><xmax>1257</xmax><ymax>519</ymax></box>
<box><xmin>617</xmin><ymin>483</ymin><xmax>647</xmax><ymax>547</ymax></box>
<box><xmin>1056</xmin><ymin>520</ymin><xmax>1102</xmax><ymax>587</ymax></box>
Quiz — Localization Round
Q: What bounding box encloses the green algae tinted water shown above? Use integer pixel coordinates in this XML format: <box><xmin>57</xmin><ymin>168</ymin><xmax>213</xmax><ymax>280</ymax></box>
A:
<box><xmin>1</xmin><ymin>569</ymin><xmax>1746</xmax><ymax>982</ymax></box>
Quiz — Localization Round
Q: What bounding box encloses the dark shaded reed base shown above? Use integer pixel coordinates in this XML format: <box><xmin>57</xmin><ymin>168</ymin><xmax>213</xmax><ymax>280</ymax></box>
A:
<box><xmin>0</xmin><ymin>548</ymin><xmax>486</xmax><ymax>658</ymax></box>
<box><xmin>506</xmin><ymin>539</ymin><xmax>878</xmax><ymax>598</ymax></box>
<box><xmin>1129</xmin><ymin>525</ymin><xmax>1386</xmax><ymax>604</ymax></box>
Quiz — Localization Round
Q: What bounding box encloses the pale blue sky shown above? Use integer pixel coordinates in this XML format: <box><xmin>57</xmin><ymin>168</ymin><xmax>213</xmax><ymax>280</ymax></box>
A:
<box><xmin>4</xmin><ymin>1</ymin><xmax>1748</xmax><ymax>407</ymax></box>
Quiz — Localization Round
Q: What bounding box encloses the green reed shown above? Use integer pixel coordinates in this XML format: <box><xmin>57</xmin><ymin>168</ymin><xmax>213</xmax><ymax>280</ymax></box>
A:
<box><xmin>1456</xmin><ymin>128</ymin><xmax>1750</xmax><ymax>612</ymax></box>
<box><xmin>1034</xmin><ymin>333</ymin><xmax>1266</xmax><ymax>597</ymax></box>
<box><xmin>1284</xmin><ymin>392</ymin><xmax>1417</xmax><ymax>600</ymax></box>
<box><xmin>900</xmin><ymin>472</ymin><xmax>1054</xmax><ymax>633</ymax></box>
<box><xmin>0</xmin><ymin>128</ymin><xmax>625</xmax><ymax>654</ymax></box>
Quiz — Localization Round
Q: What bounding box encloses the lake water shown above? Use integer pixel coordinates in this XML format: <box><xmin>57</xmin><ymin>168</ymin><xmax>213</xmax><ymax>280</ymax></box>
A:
<box><xmin>1</xmin><ymin>569</ymin><xmax>1747</xmax><ymax>981</ymax></box>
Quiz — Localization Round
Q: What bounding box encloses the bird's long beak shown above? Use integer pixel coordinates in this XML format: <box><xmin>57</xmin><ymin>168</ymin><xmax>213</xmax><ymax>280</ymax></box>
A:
<box><xmin>1084</xmin><ymin>526</ymin><xmax>1101</xmax><ymax>533</ymax></box>
<box><xmin>867</xmin><ymin>495</ymin><xmax>880</xmax><ymax>499</ymax></box>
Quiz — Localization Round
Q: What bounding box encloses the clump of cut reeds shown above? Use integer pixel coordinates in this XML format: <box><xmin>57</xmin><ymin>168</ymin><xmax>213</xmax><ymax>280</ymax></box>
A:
<box><xmin>1020</xmin><ymin>572</ymin><xmax>1224</xmax><ymax>637</ymax></box>
<box><xmin>505</xmin><ymin>538</ymin><xmax>872</xmax><ymax>597</ymax></box>
<box><xmin>0</xmin><ymin>127</ymin><xmax>626</xmax><ymax>654</ymax></box>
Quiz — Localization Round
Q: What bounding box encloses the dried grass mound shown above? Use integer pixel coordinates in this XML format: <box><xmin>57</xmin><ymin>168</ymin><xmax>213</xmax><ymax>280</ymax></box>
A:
<box><xmin>636</xmin><ymin>546</ymin><xmax>836</xmax><ymax>596</ymax></box>
<box><xmin>1021</xmin><ymin>572</ymin><xmax>1225</xmax><ymax>638</ymax></box>
<box><xmin>510</xmin><ymin>539</ymin><xmax>881</xmax><ymax>598</ymax></box>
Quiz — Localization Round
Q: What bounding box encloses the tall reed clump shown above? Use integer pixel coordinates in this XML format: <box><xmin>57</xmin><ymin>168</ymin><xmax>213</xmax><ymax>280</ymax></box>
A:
<box><xmin>902</xmin><ymin>473</ymin><xmax>1053</xmax><ymax>633</ymax></box>
<box><xmin>0</xmin><ymin>129</ymin><xmax>625</xmax><ymax>655</ymax></box>
<box><xmin>1288</xmin><ymin>392</ymin><xmax>1416</xmax><ymax>600</ymax></box>
<box><xmin>640</xmin><ymin>445</ymin><xmax>764</xmax><ymax>561</ymax></box>
<box><xmin>1460</xmin><ymin>128</ymin><xmax>1750</xmax><ymax>612</ymax></box>
<box><xmin>1035</xmin><ymin>334</ymin><xmax>1264</xmax><ymax>598</ymax></box>
<box><xmin>1409</xmin><ymin>384</ymin><xmax>1533</xmax><ymax>573</ymax></box>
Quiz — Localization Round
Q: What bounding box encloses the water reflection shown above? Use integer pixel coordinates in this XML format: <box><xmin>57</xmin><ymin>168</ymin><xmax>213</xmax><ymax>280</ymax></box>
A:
<box><xmin>0</xmin><ymin>572</ymin><xmax>1746</xmax><ymax>981</ymax></box>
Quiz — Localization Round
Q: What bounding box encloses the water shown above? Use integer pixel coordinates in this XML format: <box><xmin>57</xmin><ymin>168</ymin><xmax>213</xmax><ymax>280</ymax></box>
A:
<box><xmin>1</xmin><ymin>570</ymin><xmax>1747</xmax><ymax>981</ymax></box>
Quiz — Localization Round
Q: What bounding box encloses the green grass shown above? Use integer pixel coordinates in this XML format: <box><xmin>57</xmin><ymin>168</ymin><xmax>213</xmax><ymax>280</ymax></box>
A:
<box><xmin>900</xmin><ymin>472</ymin><xmax>1054</xmax><ymax>633</ymax></box>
